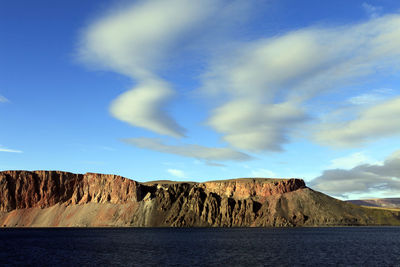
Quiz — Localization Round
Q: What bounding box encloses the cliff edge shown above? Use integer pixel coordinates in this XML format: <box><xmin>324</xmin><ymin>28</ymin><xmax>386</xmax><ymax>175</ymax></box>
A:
<box><xmin>0</xmin><ymin>170</ymin><xmax>399</xmax><ymax>227</ymax></box>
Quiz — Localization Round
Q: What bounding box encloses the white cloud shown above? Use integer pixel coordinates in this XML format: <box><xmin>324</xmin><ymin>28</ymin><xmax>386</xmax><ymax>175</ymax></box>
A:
<box><xmin>347</xmin><ymin>88</ymin><xmax>395</xmax><ymax>105</ymax></box>
<box><xmin>110</xmin><ymin>80</ymin><xmax>185</xmax><ymax>137</ymax></box>
<box><xmin>204</xmin><ymin>161</ymin><xmax>226</xmax><ymax>167</ymax></box>
<box><xmin>208</xmin><ymin>100</ymin><xmax>308</xmax><ymax>151</ymax></box>
<box><xmin>0</xmin><ymin>95</ymin><xmax>9</xmax><ymax>103</ymax></box>
<box><xmin>328</xmin><ymin>152</ymin><xmax>377</xmax><ymax>170</ymax></box>
<box><xmin>203</xmin><ymin>14</ymin><xmax>400</xmax><ymax>151</ymax></box>
<box><xmin>362</xmin><ymin>3</ymin><xmax>383</xmax><ymax>18</ymax></box>
<box><xmin>122</xmin><ymin>137</ymin><xmax>252</xmax><ymax>162</ymax></box>
<box><xmin>80</xmin><ymin>2</ymin><xmax>400</xmax><ymax>157</ymax></box>
<box><xmin>347</xmin><ymin>93</ymin><xmax>385</xmax><ymax>105</ymax></box>
<box><xmin>79</xmin><ymin>0</ymin><xmax>223</xmax><ymax>137</ymax></box>
<box><xmin>0</xmin><ymin>146</ymin><xmax>22</xmax><ymax>153</ymax></box>
<box><xmin>250</xmin><ymin>168</ymin><xmax>276</xmax><ymax>178</ymax></box>
<box><xmin>315</xmin><ymin>96</ymin><xmax>400</xmax><ymax>147</ymax></box>
<box><xmin>167</xmin><ymin>169</ymin><xmax>186</xmax><ymax>179</ymax></box>
<box><xmin>80</xmin><ymin>0</ymin><xmax>220</xmax><ymax>77</ymax></box>
<box><xmin>310</xmin><ymin>149</ymin><xmax>400</xmax><ymax>198</ymax></box>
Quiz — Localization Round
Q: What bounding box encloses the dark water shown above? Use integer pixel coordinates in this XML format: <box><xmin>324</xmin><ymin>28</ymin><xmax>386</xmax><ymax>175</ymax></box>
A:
<box><xmin>1</xmin><ymin>227</ymin><xmax>400</xmax><ymax>266</ymax></box>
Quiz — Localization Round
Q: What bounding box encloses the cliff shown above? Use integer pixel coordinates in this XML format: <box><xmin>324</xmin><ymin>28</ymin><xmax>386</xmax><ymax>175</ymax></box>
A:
<box><xmin>0</xmin><ymin>171</ymin><xmax>140</xmax><ymax>212</ymax></box>
<box><xmin>0</xmin><ymin>170</ymin><xmax>399</xmax><ymax>227</ymax></box>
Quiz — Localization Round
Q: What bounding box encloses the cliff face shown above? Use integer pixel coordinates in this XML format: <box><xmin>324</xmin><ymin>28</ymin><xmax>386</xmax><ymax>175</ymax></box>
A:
<box><xmin>0</xmin><ymin>170</ymin><xmax>399</xmax><ymax>227</ymax></box>
<box><xmin>0</xmin><ymin>171</ymin><xmax>140</xmax><ymax>212</ymax></box>
<box><xmin>201</xmin><ymin>178</ymin><xmax>306</xmax><ymax>200</ymax></box>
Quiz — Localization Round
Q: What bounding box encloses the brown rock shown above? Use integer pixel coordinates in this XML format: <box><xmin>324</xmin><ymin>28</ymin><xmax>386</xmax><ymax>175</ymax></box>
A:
<box><xmin>0</xmin><ymin>170</ymin><xmax>140</xmax><ymax>212</ymax></box>
<box><xmin>0</xmin><ymin>170</ymin><xmax>399</xmax><ymax>227</ymax></box>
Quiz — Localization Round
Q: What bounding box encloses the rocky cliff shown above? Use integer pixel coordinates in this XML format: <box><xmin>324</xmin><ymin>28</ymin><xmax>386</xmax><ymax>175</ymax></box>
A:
<box><xmin>0</xmin><ymin>171</ymin><xmax>140</xmax><ymax>212</ymax></box>
<box><xmin>1</xmin><ymin>170</ymin><xmax>399</xmax><ymax>227</ymax></box>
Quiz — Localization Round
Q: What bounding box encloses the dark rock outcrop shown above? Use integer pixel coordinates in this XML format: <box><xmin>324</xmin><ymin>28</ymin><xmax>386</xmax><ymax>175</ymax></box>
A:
<box><xmin>0</xmin><ymin>170</ymin><xmax>399</xmax><ymax>227</ymax></box>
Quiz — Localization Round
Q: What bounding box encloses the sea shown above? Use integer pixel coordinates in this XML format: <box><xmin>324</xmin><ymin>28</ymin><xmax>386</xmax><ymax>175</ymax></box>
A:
<box><xmin>1</xmin><ymin>227</ymin><xmax>400</xmax><ymax>266</ymax></box>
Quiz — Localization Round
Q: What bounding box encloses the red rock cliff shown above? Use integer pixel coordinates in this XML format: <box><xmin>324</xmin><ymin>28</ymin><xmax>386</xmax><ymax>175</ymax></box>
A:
<box><xmin>0</xmin><ymin>171</ymin><xmax>304</xmax><ymax>213</ymax></box>
<box><xmin>1</xmin><ymin>170</ymin><xmax>399</xmax><ymax>227</ymax></box>
<box><xmin>201</xmin><ymin>178</ymin><xmax>305</xmax><ymax>200</ymax></box>
<box><xmin>0</xmin><ymin>170</ymin><xmax>141</xmax><ymax>212</ymax></box>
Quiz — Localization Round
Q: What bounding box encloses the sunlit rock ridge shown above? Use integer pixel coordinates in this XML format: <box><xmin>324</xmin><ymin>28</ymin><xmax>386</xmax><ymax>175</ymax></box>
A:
<box><xmin>0</xmin><ymin>170</ymin><xmax>399</xmax><ymax>227</ymax></box>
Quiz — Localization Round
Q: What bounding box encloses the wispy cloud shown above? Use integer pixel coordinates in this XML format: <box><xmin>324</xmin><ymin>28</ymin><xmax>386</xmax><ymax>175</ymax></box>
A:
<box><xmin>315</xmin><ymin>96</ymin><xmax>400</xmax><ymax>147</ymax></box>
<box><xmin>79</xmin><ymin>0</ymin><xmax>230</xmax><ymax>137</ymax></box>
<box><xmin>109</xmin><ymin>80</ymin><xmax>186</xmax><ymax>137</ymax></box>
<box><xmin>122</xmin><ymin>137</ymin><xmax>252</xmax><ymax>163</ymax></box>
<box><xmin>310</xmin><ymin>149</ymin><xmax>400</xmax><ymax>198</ymax></box>
<box><xmin>0</xmin><ymin>95</ymin><xmax>9</xmax><ymax>103</ymax></box>
<box><xmin>0</xmin><ymin>146</ymin><xmax>22</xmax><ymax>153</ymax></box>
<box><xmin>204</xmin><ymin>161</ymin><xmax>226</xmax><ymax>167</ymax></box>
<box><xmin>208</xmin><ymin>100</ymin><xmax>308</xmax><ymax>151</ymax></box>
<box><xmin>81</xmin><ymin>2</ymin><xmax>400</xmax><ymax>159</ymax></box>
<box><xmin>203</xmin><ymin>14</ymin><xmax>400</xmax><ymax>151</ymax></box>
<box><xmin>328</xmin><ymin>152</ymin><xmax>376</xmax><ymax>170</ymax></box>
<box><xmin>347</xmin><ymin>88</ymin><xmax>395</xmax><ymax>105</ymax></box>
<box><xmin>362</xmin><ymin>2</ymin><xmax>383</xmax><ymax>18</ymax></box>
<box><xmin>167</xmin><ymin>168</ymin><xmax>186</xmax><ymax>179</ymax></box>
<box><xmin>250</xmin><ymin>168</ymin><xmax>276</xmax><ymax>178</ymax></box>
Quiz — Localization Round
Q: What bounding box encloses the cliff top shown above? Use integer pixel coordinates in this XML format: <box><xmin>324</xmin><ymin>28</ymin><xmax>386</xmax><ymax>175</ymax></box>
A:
<box><xmin>205</xmin><ymin>177</ymin><xmax>294</xmax><ymax>183</ymax></box>
<box><xmin>1</xmin><ymin>170</ymin><xmax>301</xmax><ymax>185</ymax></box>
<box><xmin>142</xmin><ymin>178</ymin><xmax>293</xmax><ymax>185</ymax></box>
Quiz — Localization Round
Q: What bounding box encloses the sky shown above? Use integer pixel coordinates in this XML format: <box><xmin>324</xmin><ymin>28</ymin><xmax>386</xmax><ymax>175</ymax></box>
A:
<box><xmin>1</xmin><ymin>0</ymin><xmax>400</xmax><ymax>200</ymax></box>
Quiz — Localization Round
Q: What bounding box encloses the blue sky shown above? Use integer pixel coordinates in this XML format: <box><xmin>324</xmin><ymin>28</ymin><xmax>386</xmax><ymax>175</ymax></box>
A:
<box><xmin>1</xmin><ymin>0</ymin><xmax>400</xmax><ymax>200</ymax></box>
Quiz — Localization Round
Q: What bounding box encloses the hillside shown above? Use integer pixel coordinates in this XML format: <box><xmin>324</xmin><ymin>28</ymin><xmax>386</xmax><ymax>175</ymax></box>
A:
<box><xmin>347</xmin><ymin>198</ymin><xmax>400</xmax><ymax>209</ymax></box>
<box><xmin>1</xmin><ymin>170</ymin><xmax>399</xmax><ymax>227</ymax></box>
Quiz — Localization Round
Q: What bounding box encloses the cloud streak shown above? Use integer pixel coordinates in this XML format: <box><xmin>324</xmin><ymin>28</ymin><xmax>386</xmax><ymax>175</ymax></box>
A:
<box><xmin>347</xmin><ymin>88</ymin><xmax>394</xmax><ymax>105</ymax></box>
<box><xmin>362</xmin><ymin>2</ymin><xmax>383</xmax><ymax>18</ymax></box>
<box><xmin>0</xmin><ymin>95</ymin><xmax>9</xmax><ymax>103</ymax></box>
<box><xmin>208</xmin><ymin>100</ymin><xmax>308</xmax><ymax>151</ymax></box>
<box><xmin>315</xmin><ymin>97</ymin><xmax>400</xmax><ymax>147</ymax></box>
<box><xmin>328</xmin><ymin>152</ymin><xmax>375</xmax><ymax>170</ymax></box>
<box><xmin>80</xmin><ymin>2</ymin><xmax>400</xmax><ymax>160</ymax></box>
<box><xmin>203</xmin><ymin>13</ymin><xmax>400</xmax><ymax>151</ymax></box>
<box><xmin>123</xmin><ymin>137</ymin><xmax>252</xmax><ymax>162</ymax></box>
<box><xmin>250</xmin><ymin>168</ymin><xmax>276</xmax><ymax>178</ymax></box>
<box><xmin>0</xmin><ymin>146</ymin><xmax>22</xmax><ymax>153</ymax></box>
<box><xmin>109</xmin><ymin>80</ymin><xmax>185</xmax><ymax>137</ymax></box>
<box><xmin>167</xmin><ymin>169</ymin><xmax>186</xmax><ymax>179</ymax></box>
<box><xmin>80</xmin><ymin>0</ymin><xmax>223</xmax><ymax>137</ymax></box>
<box><xmin>310</xmin><ymin>150</ymin><xmax>400</xmax><ymax>198</ymax></box>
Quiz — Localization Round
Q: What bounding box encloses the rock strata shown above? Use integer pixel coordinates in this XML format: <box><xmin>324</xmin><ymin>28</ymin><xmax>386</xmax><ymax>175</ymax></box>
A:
<box><xmin>0</xmin><ymin>170</ymin><xmax>399</xmax><ymax>227</ymax></box>
<box><xmin>0</xmin><ymin>171</ymin><xmax>140</xmax><ymax>212</ymax></box>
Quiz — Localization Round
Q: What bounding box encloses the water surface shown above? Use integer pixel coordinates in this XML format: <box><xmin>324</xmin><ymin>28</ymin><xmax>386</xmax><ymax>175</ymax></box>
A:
<box><xmin>1</xmin><ymin>227</ymin><xmax>399</xmax><ymax>266</ymax></box>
